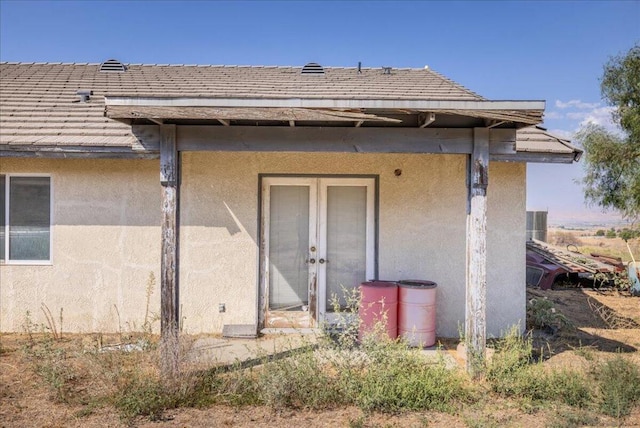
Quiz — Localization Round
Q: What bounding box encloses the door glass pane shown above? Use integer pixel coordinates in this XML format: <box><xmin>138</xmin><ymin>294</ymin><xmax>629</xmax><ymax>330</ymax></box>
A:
<box><xmin>326</xmin><ymin>186</ymin><xmax>366</xmax><ymax>311</ymax></box>
<box><xmin>269</xmin><ymin>186</ymin><xmax>309</xmax><ymax>310</ymax></box>
<box><xmin>9</xmin><ymin>176</ymin><xmax>51</xmax><ymax>261</ymax></box>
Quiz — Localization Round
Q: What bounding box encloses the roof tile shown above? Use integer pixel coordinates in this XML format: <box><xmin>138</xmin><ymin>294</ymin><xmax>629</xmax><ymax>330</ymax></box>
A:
<box><xmin>0</xmin><ymin>62</ymin><xmax>574</xmax><ymax>160</ymax></box>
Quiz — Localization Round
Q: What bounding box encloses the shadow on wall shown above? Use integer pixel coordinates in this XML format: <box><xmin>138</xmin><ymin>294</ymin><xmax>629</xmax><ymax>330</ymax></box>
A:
<box><xmin>50</xmin><ymin>159</ymin><xmax>253</xmax><ymax>240</ymax></box>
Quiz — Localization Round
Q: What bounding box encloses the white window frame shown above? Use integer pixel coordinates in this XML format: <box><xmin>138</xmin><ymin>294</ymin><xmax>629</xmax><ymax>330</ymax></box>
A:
<box><xmin>1</xmin><ymin>173</ymin><xmax>53</xmax><ymax>265</ymax></box>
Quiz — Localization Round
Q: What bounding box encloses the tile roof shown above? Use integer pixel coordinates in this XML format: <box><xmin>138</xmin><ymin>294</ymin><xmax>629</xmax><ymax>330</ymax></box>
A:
<box><xmin>1</xmin><ymin>62</ymin><xmax>483</xmax><ymax>100</ymax></box>
<box><xmin>0</xmin><ymin>62</ymin><xmax>481</xmax><ymax>153</ymax></box>
<box><xmin>0</xmin><ymin>61</ymin><xmax>577</xmax><ymax>162</ymax></box>
<box><xmin>516</xmin><ymin>126</ymin><xmax>581</xmax><ymax>158</ymax></box>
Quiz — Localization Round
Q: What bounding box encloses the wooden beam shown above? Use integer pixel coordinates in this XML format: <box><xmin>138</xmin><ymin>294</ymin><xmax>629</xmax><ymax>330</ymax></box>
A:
<box><xmin>491</xmin><ymin>152</ymin><xmax>578</xmax><ymax>164</ymax></box>
<box><xmin>0</xmin><ymin>147</ymin><xmax>159</xmax><ymax>159</ymax></box>
<box><xmin>106</xmin><ymin>105</ymin><xmax>402</xmax><ymax>123</ymax></box>
<box><xmin>289</xmin><ymin>120</ymin><xmax>296</xmax><ymax>127</ymax></box>
<box><xmin>419</xmin><ymin>112</ymin><xmax>436</xmax><ymax>128</ymax></box>
<box><xmin>218</xmin><ymin>119</ymin><xmax>230</xmax><ymax>126</ymax></box>
<box><xmin>159</xmin><ymin>124</ymin><xmax>180</xmax><ymax>381</ymax></box>
<box><xmin>355</xmin><ymin>120</ymin><xmax>364</xmax><ymax>127</ymax></box>
<box><xmin>465</xmin><ymin>127</ymin><xmax>489</xmax><ymax>377</ymax></box>
<box><xmin>486</xmin><ymin>120</ymin><xmax>507</xmax><ymax>129</ymax></box>
<box><xmin>106</xmin><ymin>95</ymin><xmax>546</xmax><ymax>111</ymax></box>
<box><xmin>142</xmin><ymin>125</ymin><xmax>516</xmax><ymax>155</ymax></box>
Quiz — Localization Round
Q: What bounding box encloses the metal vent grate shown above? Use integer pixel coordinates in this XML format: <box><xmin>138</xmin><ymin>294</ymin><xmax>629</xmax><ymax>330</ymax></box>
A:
<box><xmin>99</xmin><ymin>59</ymin><xmax>127</xmax><ymax>73</ymax></box>
<box><xmin>301</xmin><ymin>62</ymin><xmax>324</xmax><ymax>74</ymax></box>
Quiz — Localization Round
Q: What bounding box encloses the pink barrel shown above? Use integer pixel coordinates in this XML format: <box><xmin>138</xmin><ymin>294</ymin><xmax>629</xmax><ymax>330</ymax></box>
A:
<box><xmin>358</xmin><ymin>281</ymin><xmax>398</xmax><ymax>341</ymax></box>
<box><xmin>398</xmin><ymin>280</ymin><xmax>437</xmax><ymax>347</ymax></box>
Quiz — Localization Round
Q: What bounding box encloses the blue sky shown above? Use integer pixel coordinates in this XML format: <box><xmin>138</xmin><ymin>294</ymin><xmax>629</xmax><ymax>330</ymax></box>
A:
<box><xmin>1</xmin><ymin>0</ymin><xmax>639</xmax><ymax>224</ymax></box>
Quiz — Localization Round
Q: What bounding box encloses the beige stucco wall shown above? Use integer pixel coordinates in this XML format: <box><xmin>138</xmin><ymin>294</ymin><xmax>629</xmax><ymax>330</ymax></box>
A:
<box><xmin>1</xmin><ymin>153</ymin><xmax>525</xmax><ymax>338</ymax></box>
<box><xmin>0</xmin><ymin>158</ymin><xmax>162</xmax><ymax>333</ymax></box>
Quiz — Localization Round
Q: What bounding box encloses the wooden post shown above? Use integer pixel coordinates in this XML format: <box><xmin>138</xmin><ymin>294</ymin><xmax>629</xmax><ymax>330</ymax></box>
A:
<box><xmin>466</xmin><ymin>127</ymin><xmax>489</xmax><ymax>377</ymax></box>
<box><xmin>160</xmin><ymin>124</ymin><xmax>180</xmax><ymax>381</ymax></box>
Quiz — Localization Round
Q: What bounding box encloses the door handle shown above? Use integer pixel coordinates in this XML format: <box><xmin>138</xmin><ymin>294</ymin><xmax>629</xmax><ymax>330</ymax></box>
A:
<box><xmin>307</xmin><ymin>258</ymin><xmax>316</xmax><ymax>264</ymax></box>
<box><xmin>319</xmin><ymin>258</ymin><xmax>327</xmax><ymax>264</ymax></box>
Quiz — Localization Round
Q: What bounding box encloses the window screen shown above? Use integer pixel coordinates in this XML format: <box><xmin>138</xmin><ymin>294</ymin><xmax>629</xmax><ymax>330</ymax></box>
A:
<box><xmin>1</xmin><ymin>176</ymin><xmax>51</xmax><ymax>262</ymax></box>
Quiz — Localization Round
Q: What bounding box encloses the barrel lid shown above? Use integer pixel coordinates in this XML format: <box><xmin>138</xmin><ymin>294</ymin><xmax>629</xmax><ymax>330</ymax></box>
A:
<box><xmin>398</xmin><ymin>280</ymin><xmax>437</xmax><ymax>289</ymax></box>
<box><xmin>361</xmin><ymin>281</ymin><xmax>397</xmax><ymax>288</ymax></box>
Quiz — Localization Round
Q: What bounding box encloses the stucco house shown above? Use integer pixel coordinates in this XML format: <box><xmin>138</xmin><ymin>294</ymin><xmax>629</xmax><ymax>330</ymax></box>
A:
<box><xmin>0</xmin><ymin>60</ymin><xmax>580</xmax><ymax>346</ymax></box>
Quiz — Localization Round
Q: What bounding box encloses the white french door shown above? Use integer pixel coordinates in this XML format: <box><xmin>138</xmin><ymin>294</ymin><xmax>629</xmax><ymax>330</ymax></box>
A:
<box><xmin>261</xmin><ymin>177</ymin><xmax>375</xmax><ymax>328</ymax></box>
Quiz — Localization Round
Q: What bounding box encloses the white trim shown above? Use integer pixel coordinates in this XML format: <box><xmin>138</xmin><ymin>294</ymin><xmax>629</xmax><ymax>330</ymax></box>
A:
<box><xmin>105</xmin><ymin>96</ymin><xmax>545</xmax><ymax>111</ymax></box>
<box><xmin>262</xmin><ymin>176</ymin><xmax>375</xmax><ymax>327</ymax></box>
<box><xmin>0</xmin><ymin>173</ymin><xmax>53</xmax><ymax>266</ymax></box>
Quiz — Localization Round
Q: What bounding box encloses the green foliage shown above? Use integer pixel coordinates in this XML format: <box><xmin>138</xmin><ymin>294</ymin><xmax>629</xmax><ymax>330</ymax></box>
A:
<box><xmin>619</xmin><ymin>227</ymin><xmax>640</xmax><ymax>241</ymax></box>
<box><xmin>526</xmin><ymin>297</ymin><xmax>571</xmax><ymax>331</ymax></box>
<box><xmin>114</xmin><ymin>376</ymin><xmax>169</xmax><ymax>421</ymax></box>
<box><xmin>30</xmin><ymin>344</ymin><xmax>78</xmax><ymax>403</ymax></box>
<box><xmin>17</xmin><ymin>316</ymin><xmax>640</xmax><ymax>422</ymax></box>
<box><xmin>487</xmin><ymin>329</ymin><xmax>591</xmax><ymax>407</ymax></box>
<box><xmin>579</xmin><ymin>124</ymin><xmax>640</xmax><ymax>219</ymax></box>
<box><xmin>593</xmin><ymin>355</ymin><xmax>640</xmax><ymax>418</ymax></box>
<box><xmin>547</xmin><ymin>369</ymin><xmax>593</xmax><ymax>408</ymax></box>
<box><xmin>486</xmin><ymin>329</ymin><xmax>535</xmax><ymax>396</ymax></box>
<box><xmin>256</xmin><ymin>347</ymin><xmax>348</xmax><ymax>410</ymax></box>
<box><xmin>21</xmin><ymin>334</ymin><xmax>84</xmax><ymax>404</ymax></box>
<box><xmin>601</xmin><ymin>44</ymin><xmax>640</xmax><ymax>141</ymax></box>
<box><xmin>578</xmin><ymin>44</ymin><xmax>640</xmax><ymax>220</ymax></box>
<box><xmin>595</xmin><ymin>229</ymin><xmax>605</xmax><ymax>237</ymax></box>
<box><xmin>547</xmin><ymin>408</ymin><xmax>601</xmax><ymax>428</ymax></box>
<box><xmin>356</xmin><ymin>345</ymin><xmax>469</xmax><ymax>413</ymax></box>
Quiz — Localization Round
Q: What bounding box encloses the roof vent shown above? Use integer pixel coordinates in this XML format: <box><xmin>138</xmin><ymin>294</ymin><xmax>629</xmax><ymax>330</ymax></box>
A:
<box><xmin>382</xmin><ymin>66</ymin><xmax>392</xmax><ymax>75</ymax></box>
<box><xmin>75</xmin><ymin>89</ymin><xmax>93</xmax><ymax>103</ymax></box>
<box><xmin>301</xmin><ymin>62</ymin><xmax>324</xmax><ymax>74</ymax></box>
<box><xmin>100</xmin><ymin>59</ymin><xmax>127</xmax><ymax>73</ymax></box>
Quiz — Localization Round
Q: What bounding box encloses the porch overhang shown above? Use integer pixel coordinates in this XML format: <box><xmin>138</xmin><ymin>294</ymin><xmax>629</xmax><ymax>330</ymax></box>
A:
<box><xmin>104</xmin><ymin>96</ymin><xmax>545</xmax><ymax>129</ymax></box>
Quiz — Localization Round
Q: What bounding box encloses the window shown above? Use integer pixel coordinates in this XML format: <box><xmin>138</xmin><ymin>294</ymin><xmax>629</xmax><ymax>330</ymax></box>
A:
<box><xmin>0</xmin><ymin>175</ymin><xmax>52</xmax><ymax>263</ymax></box>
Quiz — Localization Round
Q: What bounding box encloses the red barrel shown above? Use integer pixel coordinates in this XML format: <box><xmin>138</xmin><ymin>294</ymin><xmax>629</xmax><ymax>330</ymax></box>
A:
<box><xmin>358</xmin><ymin>281</ymin><xmax>398</xmax><ymax>341</ymax></box>
<box><xmin>398</xmin><ymin>280</ymin><xmax>437</xmax><ymax>347</ymax></box>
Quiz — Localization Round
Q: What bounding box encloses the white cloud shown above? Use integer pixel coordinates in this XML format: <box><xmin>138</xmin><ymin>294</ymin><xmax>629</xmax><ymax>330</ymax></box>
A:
<box><xmin>547</xmin><ymin>128</ymin><xmax>574</xmax><ymax>140</ymax></box>
<box><xmin>548</xmin><ymin>100</ymin><xmax>620</xmax><ymax>136</ymax></box>
<box><xmin>566</xmin><ymin>111</ymin><xmax>589</xmax><ymax>120</ymax></box>
<box><xmin>555</xmin><ymin>99</ymin><xmax>600</xmax><ymax>109</ymax></box>
<box><xmin>578</xmin><ymin>106</ymin><xmax>616</xmax><ymax>129</ymax></box>
<box><xmin>544</xmin><ymin>111</ymin><xmax>563</xmax><ymax>119</ymax></box>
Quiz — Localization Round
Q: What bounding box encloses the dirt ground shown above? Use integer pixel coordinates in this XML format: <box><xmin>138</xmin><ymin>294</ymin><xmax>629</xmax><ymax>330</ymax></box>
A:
<box><xmin>547</xmin><ymin>226</ymin><xmax>640</xmax><ymax>263</ymax></box>
<box><xmin>528</xmin><ymin>287</ymin><xmax>640</xmax><ymax>362</ymax></box>
<box><xmin>2</xmin><ymin>285</ymin><xmax>639</xmax><ymax>427</ymax></box>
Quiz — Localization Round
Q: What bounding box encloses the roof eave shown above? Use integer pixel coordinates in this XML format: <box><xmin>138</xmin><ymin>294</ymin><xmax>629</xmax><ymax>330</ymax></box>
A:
<box><xmin>104</xmin><ymin>97</ymin><xmax>545</xmax><ymax>127</ymax></box>
<box><xmin>492</xmin><ymin>151</ymin><xmax>581</xmax><ymax>164</ymax></box>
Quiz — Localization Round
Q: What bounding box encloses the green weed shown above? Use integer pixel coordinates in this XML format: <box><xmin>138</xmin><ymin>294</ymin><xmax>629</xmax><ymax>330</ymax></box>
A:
<box><xmin>22</xmin><ymin>336</ymin><xmax>78</xmax><ymax>403</ymax></box>
<box><xmin>487</xmin><ymin>328</ymin><xmax>592</xmax><ymax>407</ymax></box>
<box><xmin>526</xmin><ymin>297</ymin><xmax>571</xmax><ymax>331</ymax></box>
<box><xmin>256</xmin><ymin>346</ymin><xmax>347</xmax><ymax>409</ymax></box>
<box><xmin>357</xmin><ymin>352</ymin><xmax>468</xmax><ymax>413</ymax></box>
<box><xmin>593</xmin><ymin>355</ymin><xmax>640</xmax><ymax>418</ymax></box>
<box><xmin>114</xmin><ymin>375</ymin><xmax>169</xmax><ymax>421</ymax></box>
<box><xmin>547</xmin><ymin>407</ymin><xmax>601</xmax><ymax>428</ymax></box>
